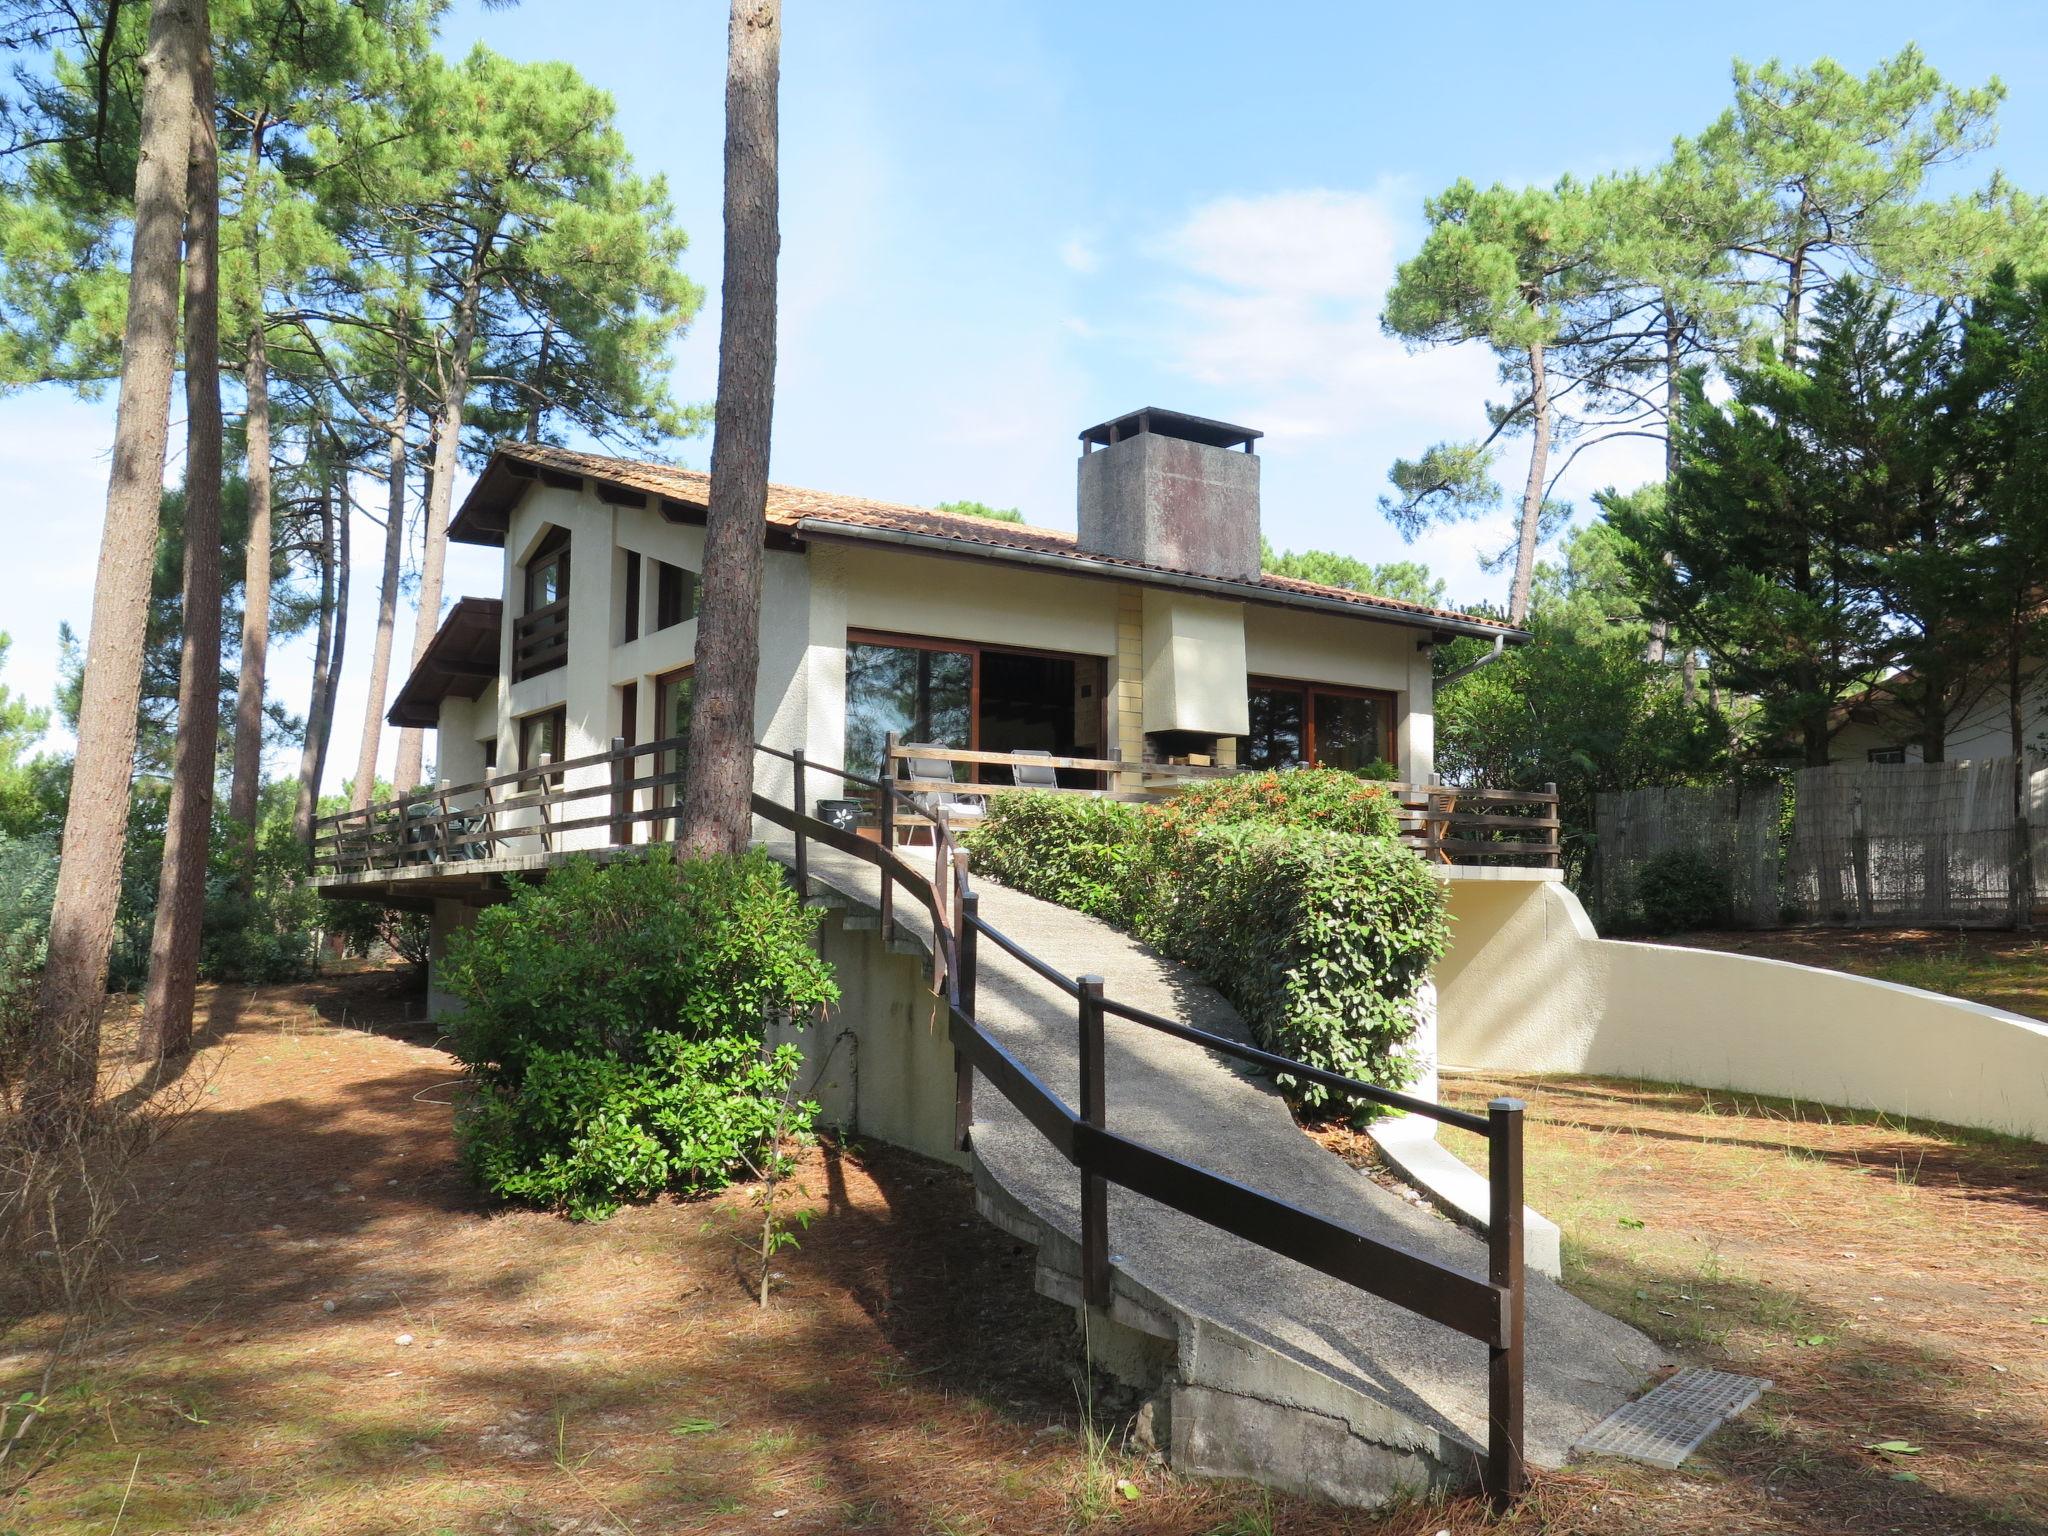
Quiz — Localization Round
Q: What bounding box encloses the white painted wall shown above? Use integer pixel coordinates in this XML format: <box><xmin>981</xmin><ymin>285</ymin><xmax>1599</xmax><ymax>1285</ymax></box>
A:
<box><xmin>1141</xmin><ymin>589</ymin><xmax>1250</xmax><ymax>736</ymax></box>
<box><xmin>1435</xmin><ymin>875</ymin><xmax>2048</xmax><ymax>1141</ymax></box>
<box><xmin>1243</xmin><ymin>602</ymin><xmax>1435</xmax><ymax>783</ymax></box>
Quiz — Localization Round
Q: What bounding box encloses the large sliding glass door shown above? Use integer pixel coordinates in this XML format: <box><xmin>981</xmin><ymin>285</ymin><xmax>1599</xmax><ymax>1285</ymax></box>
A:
<box><xmin>845</xmin><ymin>637</ymin><xmax>973</xmax><ymax>779</ymax></box>
<box><xmin>844</xmin><ymin>631</ymin><xmax>1109</xmax><ymax>785</ymax></box>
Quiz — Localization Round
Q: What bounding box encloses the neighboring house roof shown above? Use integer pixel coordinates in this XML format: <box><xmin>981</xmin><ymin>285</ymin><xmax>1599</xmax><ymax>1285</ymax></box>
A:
<box><xmin>451</xmin><ymin>441</ymin><xmax>1525</xmax><ymax>642</ymax></box>
<box><xmin>386</xmin><ymin>597</ymin><xmax>503</xmax><ymax>728</ymax></box>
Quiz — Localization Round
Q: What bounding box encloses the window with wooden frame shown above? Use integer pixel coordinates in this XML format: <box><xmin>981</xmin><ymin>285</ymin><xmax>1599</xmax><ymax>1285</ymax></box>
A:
<box><xmin>652</xmin><ymin>666</ymin><xmax>693</xmax><ymax>837</ymax></box>
<box><xmin>655</xmin><ymin>560</ymin><xmax>697</xmax><ymax>630</ymax></box>
<box><xmin>514</xmin><ymin>527</ymin><xmax>571</xmax><ymax>681</ymax></box>
<box><xmin>517</xmin><ymin>705</ymin><xmax>568</xmax><ymax>789</ymax></box>
<box><xmin>1239</xmin><ymin>678</ymin><xmax>1398</xmax><ymax>774</ymax></box>
<box><xmin>523</xmin><ymin>526</ymin><xmax>570</xmax><ymax>612</ymax></box>
<box><xmin>622</xmin><ymin>549</ymin><xmax>641</xmax><ymax>642</ymax></box>
<box><xmin>843</xmin><ymin>630</ymin><xmax>1110</xmax><ymax>787</ymax></box>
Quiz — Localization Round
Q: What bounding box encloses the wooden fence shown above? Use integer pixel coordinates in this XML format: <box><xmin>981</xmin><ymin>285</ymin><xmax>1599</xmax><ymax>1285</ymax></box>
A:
<box><xmin>1595</xmin><ymin>756</ymin><xmax>2048</xmax><ymax>929</ymax></box>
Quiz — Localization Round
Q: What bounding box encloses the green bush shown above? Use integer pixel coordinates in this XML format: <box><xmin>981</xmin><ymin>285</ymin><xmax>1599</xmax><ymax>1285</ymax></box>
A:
<box><xmin>963</xmin><ymin>794</ymin><xmax>1142</xmax><ymax>924</ymax></box>
<box><xmin>968</xmin><ymin>768</ymin><xmax>1446</xmax><ymax>1108</ymax></box>
<box><xmin>1146</xmin><ymin>823</ymin><xmax>1446</xmax><ymax>1103</ymax></box>
<box><xmin>444</xmin><ymin>847</ymin><xmax>838</xmax><ymax>1220</ymax></box>
<box><xmin>326</xmin><ymin>903</ymin><xmax>432</xmax><ymax>966</ymax></box>
<box><xmin>1632</xmin><ymin>847</ymin><xmax>1730</xmax><ymax>934</ymax></box>
<box><xmin>1145</xmin><ymin>767</ymin><xmax>1402</xmax><ymax>843</ymax></box>
<box><xmin>0</xmin><ymin>831</ymin><xmax>58</xmax><ymax>1080</ymax></box>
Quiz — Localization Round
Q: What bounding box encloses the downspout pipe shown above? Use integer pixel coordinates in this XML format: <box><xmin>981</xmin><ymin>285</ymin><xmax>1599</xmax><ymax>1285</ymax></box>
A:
<box><xmin>1436</xmin><ymin>633</ymin><xmax>1507</xmax><ymax>687</ymax></box>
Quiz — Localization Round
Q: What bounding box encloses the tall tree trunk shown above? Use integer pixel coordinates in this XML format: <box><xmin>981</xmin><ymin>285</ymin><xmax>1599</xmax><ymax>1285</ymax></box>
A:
<box><xmin>679</xmin><ymin>0</ymin><xmax>781</xmax><ymax>857</ymax></box>
<box><xmin>352</xmin><ymin>378</ymin><xmax>407</xmax><ymax>810</ymax></box>
<box><xmin>227</xmin><ymin>118</ymin><xmax>272</xmax><ymax>892</ymax></box>
<box><xmin>139</xmin><ymin>25</ymin><xmax>221</xmax><ymax>1066</ymax></box>
<box><xmin>2011</xmin><ymin>617</ymin><xmax>2033</xmax><ymax>932</ymax></box>
<box><xmin>28</xmin><ymin>0</ymin><xmax>201</xmax><ymax>1123</ymax></box>
<box><xmin>1506</xmin><ymin>332</ymin><xmax>1549</xmax><ymax>627</ymax></box>
<box><xmin>394</xmin><ymin>233</ymin><xmax>495</xmax><ymax>794</ymax></box>
<box><xmin>293</xmin><ymin>448</ymin><xmax>347</xmax><ymax>847</ymax></box>
<box><xmin>1647</xmin><ymin>304</ymin><xmax>1678</xmax><ymax>667</ymax></box>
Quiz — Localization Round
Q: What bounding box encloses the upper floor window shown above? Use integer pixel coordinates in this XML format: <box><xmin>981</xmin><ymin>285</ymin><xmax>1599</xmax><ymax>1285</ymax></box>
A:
<box><xmin>524</xmin><ymin>526</ymin><xmax>570</xmax><ymax>613</ymax></box>
<box><xmin>656</xmin><ymin>560</ymin><xmax>698</xmax><ymax>630</ymax></box>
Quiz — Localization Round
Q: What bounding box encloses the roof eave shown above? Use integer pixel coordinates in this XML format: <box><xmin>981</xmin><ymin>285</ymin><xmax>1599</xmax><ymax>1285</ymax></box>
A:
<box><xmin>792</xmin><ymin>518</ymin><xmax>1525</xmax><ymax>643</ymax></box>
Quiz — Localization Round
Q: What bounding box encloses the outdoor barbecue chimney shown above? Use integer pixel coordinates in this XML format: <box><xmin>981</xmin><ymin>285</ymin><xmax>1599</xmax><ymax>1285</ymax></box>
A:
<box><xmin>1076</xmin><ymin>407</ymin><xmax>1262</xmax><ymax>583</ymax></box>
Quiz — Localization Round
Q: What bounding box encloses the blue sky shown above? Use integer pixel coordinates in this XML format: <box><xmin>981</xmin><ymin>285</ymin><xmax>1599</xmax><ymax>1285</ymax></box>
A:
<box><xmin>6</xmin><ymin>0</ymin><xmax>2048</xmax><ymax>789</ymax></box>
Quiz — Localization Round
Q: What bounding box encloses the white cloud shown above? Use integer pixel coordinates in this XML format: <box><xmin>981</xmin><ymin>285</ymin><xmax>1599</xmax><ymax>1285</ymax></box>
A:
<box><xmin>1142</xmin><ymin>184</ymin><xmax>1501</xmax><ymax>442</ymax></box>
<box><xmin>1133</xmin><ymin>185</ymin><xmax>1666</xmax><ymax>606</ymax></box>
<box><xmin>1059</xmin><ymin>235</ymin><xmax>1099</xmax><ymax>274</ymax></box>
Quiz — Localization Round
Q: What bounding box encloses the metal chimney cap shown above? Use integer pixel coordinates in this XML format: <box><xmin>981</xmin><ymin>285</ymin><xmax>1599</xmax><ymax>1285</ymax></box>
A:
<box><xmin>1079</xmin><ymin>408</ymin><xmax>1262</xmax><ymax>453</ymax></box>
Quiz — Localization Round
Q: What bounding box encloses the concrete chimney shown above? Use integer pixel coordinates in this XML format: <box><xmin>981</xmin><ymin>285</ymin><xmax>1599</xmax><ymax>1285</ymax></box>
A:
<box><xmin>1076</xmin><ymin>408</ymin><xmax>1262</xmax><ymax>583</ymax></box>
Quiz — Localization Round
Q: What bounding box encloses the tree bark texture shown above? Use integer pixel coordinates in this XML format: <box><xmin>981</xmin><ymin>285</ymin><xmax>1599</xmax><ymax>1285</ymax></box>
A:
<box><xmin>29</xmin><ymin>0</ymin><xmax>201</xmax><ymax>1121</ymax></box>
<box><xmin>352</xmin><ymin>380</ymin><xmax>407</xmax><ymax>809</ymax></box>
<box><xmin>2011</xmin><ymin>623</ymin><xmax>2033</xmax><ymax>932</ymax></box>
<box><xmin>1647</xmin><ymin>304</ymin><xmax>1677</xmax><ymax>668</ymax></box>
<box><xmin>394</xmin><ymin>230</ymin><xmax>496</xmax><ymax>794</ymax></box>
<box><xmin>139</xmin><ymin>21</ymin><xmax>221</xmax><ymax>1065</ymax></box>
<box><xmin>679</xmin><ymin>0</ymin><xmax>781</xmax><ymax>857</ymax></box>
<box><xmin>227</xmin><ymin>118</ymin><xmax>273</xmax><ymax>888</ymax></box>
<box><xmin>293</xmin><ymin>451</ymin><xmax>348</xmax><ymax>847</ymax></box>
<box><xmin>1507</xmin><ymin>333</ymin><xmax>1549</xmax><ymax>627</ymax></box>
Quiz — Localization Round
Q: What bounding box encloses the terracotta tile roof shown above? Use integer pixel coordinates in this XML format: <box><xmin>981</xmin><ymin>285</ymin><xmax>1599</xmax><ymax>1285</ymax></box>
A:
<box><xmin>458</xmin><ymin>441</ymin><xmax>1522</xmax><ymax>637</ymax></box>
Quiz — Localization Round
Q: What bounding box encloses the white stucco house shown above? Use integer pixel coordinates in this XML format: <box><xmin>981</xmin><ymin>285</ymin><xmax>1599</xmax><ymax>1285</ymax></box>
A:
<box><xmin>1828</xmin><ymin>665</ymin><xmax>2047</xmax><ymax>765</ymax></box>
<box><xmin>387</xmin><ymin>408</ymin><xmax>1521</xmax><ymax>811</ymax></box>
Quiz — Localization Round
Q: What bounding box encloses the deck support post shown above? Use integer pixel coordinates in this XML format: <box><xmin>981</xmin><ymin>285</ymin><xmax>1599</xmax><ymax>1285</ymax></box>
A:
<box><xmin>1078</xmin><ymin>974</ymin><xmax>1110</xmax><ymax>1309</ymax></box>
<box><xmin>1485</xmin><ymin>1096</ymin><xmax>1527</xmax><ymax>1506</ymax></box>
<box><xmin>954</xmin><ymin>887</ymin><xmax>979</xmax><ymax>1151</ymax></box>
<box><xmin>791</xmin><ymin>747</ymin><xmax>808</xmax><ymax>896</ymax></box>
<box><xmin>609</xmin><ymin>736</ymin><xmax>628</xmax><ymax>847</ymax></box>
<box><xmin>879</xmin><ymin>733</ymin><xmax>898</xmax><ymax>943</ymax></box>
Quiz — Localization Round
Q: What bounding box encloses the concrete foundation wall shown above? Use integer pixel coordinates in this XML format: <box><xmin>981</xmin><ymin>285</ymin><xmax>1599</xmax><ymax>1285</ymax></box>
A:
<box><xmin>769</xmin><ymin>906</ymin><xmax>962</xmax><ymax>1166</ymax></box>
<box><xmin>1436</xmin><ymin>876</ymin><xmax>2048</xmax><ymax>1140</ymax></box>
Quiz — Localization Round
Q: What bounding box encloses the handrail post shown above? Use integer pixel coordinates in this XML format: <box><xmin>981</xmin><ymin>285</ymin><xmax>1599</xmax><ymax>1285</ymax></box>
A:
<box><xmin>1543</xmin><ymin>781</ymin><xmax>1559</xmax><ymax>869</ymax></box>
<box><xmin>878</xmin><ymin>733</ymin><xmax>898</xmax><ymax>943</ymax></box>
<box><xmin>792</xmin><ymin>747</ymin><xmax>809</xmax><ymax>897</ymax></box>
<box><xmin>954</xmin><ymin>888</ymin><xmax>979</xmax><ymax>1151</ymax></box>
<box><xmin>609</xmin><ymin>736</ymin><xmax>628</xmax><ymax>848</ymax></box>
<box><xmin>1078</xmin><ymin>975</ymin><xmax>1110</xmax><ymax>1310</ymax></box>
<box><xmin>1485</xmin><ymin>1096</ymin><xmax>1527</xmax><ymax>1506</ymax></box>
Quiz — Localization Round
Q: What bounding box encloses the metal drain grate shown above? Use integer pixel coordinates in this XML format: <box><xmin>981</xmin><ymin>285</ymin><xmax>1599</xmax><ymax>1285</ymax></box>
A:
<box><xmin>1573</xmin><ymin>1367</ymin><xmax>1771</xmax><ymax>1470</ymax></box>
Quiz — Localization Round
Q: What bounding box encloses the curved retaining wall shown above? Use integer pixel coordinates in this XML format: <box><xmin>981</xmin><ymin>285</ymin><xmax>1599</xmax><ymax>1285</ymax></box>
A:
<box><xmin>1435</xmin><ymin>876</ymin><xmax>2048</xmax><ymax>1143</ymax></box>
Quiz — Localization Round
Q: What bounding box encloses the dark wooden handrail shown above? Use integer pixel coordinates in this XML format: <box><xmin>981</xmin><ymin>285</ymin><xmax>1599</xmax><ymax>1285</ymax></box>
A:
<box><xmin>309</xmin><ymin>734</ymin><xmax>1528</xmax><ymax>1502</ymax></box>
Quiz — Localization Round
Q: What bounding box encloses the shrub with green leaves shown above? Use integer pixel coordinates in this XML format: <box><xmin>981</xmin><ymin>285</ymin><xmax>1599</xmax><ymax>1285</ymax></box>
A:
<box><xmin>962</xmin><ymin>793</ymin><xmax>1142</xmax><ymax>924</ymax></box>
<box><xmin>968</xmin><ymin>768</ymin><xmax>1446</xmax><ymax>1107</ymax></box>
<box><xmin>0</xmin><ymin>831</ymin><xmax>58</xmax><ymax>1081</ymax></box>
<box><xmin>1145</xmin><ymin>822</ymin><xmax>1446</xmax><ymax>1103</ymax></box>
<box><xmin>444</xmin><ymin>847</ymin><xmax>838</xmax><ymax>1220</ymax></box>
<box><xmin>1144</xmin><ymin>767</ymin><xmax>1402</xmax><ymax>843</ymax></box>
<box><xmin>1631</xmin><ymin>847</ymin><xmax>1731</xmax><ymax>935</ymax></box>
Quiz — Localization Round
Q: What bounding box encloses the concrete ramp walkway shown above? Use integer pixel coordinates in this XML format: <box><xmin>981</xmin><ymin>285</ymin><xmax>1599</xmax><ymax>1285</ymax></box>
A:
<box><xmin>769</xmin><ymin>835</ymin><xmax>1666</xmax><ymax>1505</ymax></box>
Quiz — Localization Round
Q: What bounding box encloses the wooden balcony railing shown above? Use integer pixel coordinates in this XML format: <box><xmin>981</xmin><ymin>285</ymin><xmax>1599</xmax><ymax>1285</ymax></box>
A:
<box><xmin>511</xmin><ymin>599</ymin><xmax>568</xmax><ymax>681</ymax></box>
<box><xmin>881</xmin><ymin>743</ymin><xmax>1561</xmax><ymax>869</ymax></box>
